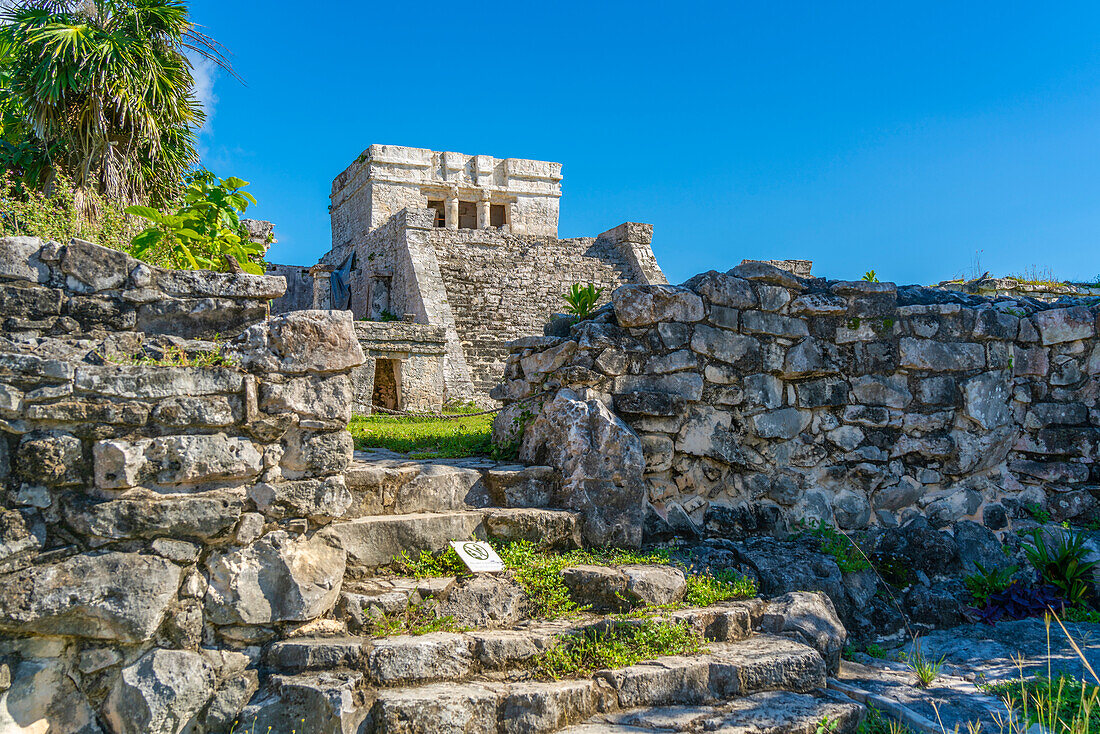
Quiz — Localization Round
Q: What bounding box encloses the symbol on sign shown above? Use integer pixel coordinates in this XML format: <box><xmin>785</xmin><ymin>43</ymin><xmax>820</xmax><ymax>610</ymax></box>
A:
<box><xmin>463</xmin><ymin>542</ymin><xmax>489</xmax><ymax>560</ymax></box>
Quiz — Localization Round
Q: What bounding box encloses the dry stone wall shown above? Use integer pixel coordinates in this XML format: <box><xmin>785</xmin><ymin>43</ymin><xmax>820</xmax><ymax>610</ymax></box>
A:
<box><xmin>496</xmin><ymin>262</ymin><xmax>1100</xmax><ymax>539</ymax></box>
<box><xmin>0</xmin><ymin>236</ymin><xmax>371</xmax><ymax>732</ymax></box>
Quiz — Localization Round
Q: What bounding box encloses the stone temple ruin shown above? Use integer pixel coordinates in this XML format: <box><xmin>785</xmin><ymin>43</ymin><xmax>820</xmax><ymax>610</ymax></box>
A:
<box><xmin>4</xmin><ymin>229</ymin><xmax>1100</xmax><ymax>732</ymax></box>
<box><xmin>273</xmin><ymin>144</ymin><xmax>667</xmax><ymax>409</ymax></box>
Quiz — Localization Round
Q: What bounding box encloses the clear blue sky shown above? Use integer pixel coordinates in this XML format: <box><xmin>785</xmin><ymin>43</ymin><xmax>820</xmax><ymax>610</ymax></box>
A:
<box><xmin>188</xmin><ymin>1</ymin><xmax>1100</xmax><ymax>285</ymax></box>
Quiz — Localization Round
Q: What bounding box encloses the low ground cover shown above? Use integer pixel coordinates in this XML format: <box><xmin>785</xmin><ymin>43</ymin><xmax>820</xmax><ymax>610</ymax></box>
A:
<box><xmin>986</xmin><ymin>673</ymin><xmax>1100</xmax><ymax>734</ymax></box>
<box><xmin>349</xmin><ymin>408</ymin><xmax>494</xmax><ymax>459</ymax></box>
<box><xmin>395</xmin><ymin>541</ymin><xmax>757</xmax><ymax>621</ymax></box>
<box><xmin>369</xmin><ymin>603</ymin><xmax>468</xmax><ymax>637</ymax></box>
<box><xmin>535</xmin><ymin>619</ymin><xmax>702</xmax><ymax>680</ymax></box>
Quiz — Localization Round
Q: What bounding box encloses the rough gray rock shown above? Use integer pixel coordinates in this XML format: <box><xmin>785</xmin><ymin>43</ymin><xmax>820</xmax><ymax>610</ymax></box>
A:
<box><xmin>0</xmin><ymin>551</ymin><xmax>180</xmax><ymax>641</ymax></box>
<box><xmin>613</xmin><ymin>285</ymin><xmax>704</xmax><ymax>327</ymax></box>
<box><xmin>232</xmin><ymin>310</ymin><xmax>366</xmax><ymax>374</ymax></box>
<box><xmin>437</xmin><ymin>575</ymin><xmax>529</xmax><ymax>629</ymax></box>
<box><xmin>1</xmin><ymin>658</ymin><xmax>101</xmax><ymax>734</ymax></box>
<box><xmin>760</xmin><ymin>591</ymin><xmax>846</xmax><ymax>675</ymax></box>
<box><xmin>102</xmin><ymin>649</ymin><xmax>216</xmax><ymax>734</ymax></box>
<box><xmin>204</xmin><ymin>530</ymin><xmax>346</xmax><ymax>625</ymax></box>
<box><xmin>238</xmin><ymin>672</ymin><xmax>369</xmax><ymax>734</ymax></box>
<box><xmin>521</xmin><ymin>389</ymin><xmax>646</xmax><ymax>547</ymax></box>
<box><xmin>561</xmin><ymin>564</ymin><xmax>686</xmax><ymax>611</ymax></box>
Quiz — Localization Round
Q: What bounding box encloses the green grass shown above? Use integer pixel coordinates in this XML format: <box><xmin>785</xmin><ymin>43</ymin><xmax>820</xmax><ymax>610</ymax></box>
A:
<box><xmin>534</xmin><ymin>620</ymin><xmax>703</xmax><ymax>679</ymax></box>
<box><xmin>369</xmin><ymin>602</ymin><xmax>468</xmax><ymax>637</ymax></box>
<box><xmin>857</xmin><ymin>705</ymin><xmax>913</xmax><ymax>734</ymax></box>
<box><xmin>348</xmin><ymin>409</ymin><xmax>494</xmax><ymax>459</ymax></box>
<box><xmin>986</xmin><ymin>674</ymin><xmax>1100</xmax><ymax>734</ymax></box>
<box><xmin>798</xmin><ymin>520</ymin><xmax>872</xmax><ymax>573</ymax></box>
<box><xmin>683</xmin><ymin>569</ymin><xmax>758</xmax><ymax>606</ymax></box>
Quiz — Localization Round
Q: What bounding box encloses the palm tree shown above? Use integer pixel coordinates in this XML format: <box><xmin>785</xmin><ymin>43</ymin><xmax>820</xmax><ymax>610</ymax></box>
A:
<box><xmin>0</xmin><ymin>0</ymin><xmax>233</xmax><ymax>206</ymax></box>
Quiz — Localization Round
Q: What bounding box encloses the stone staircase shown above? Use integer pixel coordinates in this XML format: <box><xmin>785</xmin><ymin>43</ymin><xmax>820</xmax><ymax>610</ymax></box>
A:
<box><xmin>328</xmin><ymin>450</ymin><xmax>583</xmax><ymax>572</ymax></box>
<box><xmin>239</xmin><ymin>450</ymin><xmax>867</xmax><ymax>733</ymax></box>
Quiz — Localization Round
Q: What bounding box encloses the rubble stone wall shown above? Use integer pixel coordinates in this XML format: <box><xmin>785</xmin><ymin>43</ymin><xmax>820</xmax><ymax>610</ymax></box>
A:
<box><xmin>0</xmin><ymin>236</ymin><xmax>367</xmax><ymax>731</ymax></box>
<box><xmin>1</xmin><ymin>236</ymin><xmax>286</xmax><ymax>339</ymax></box>
<box><xmin>497</xmin><ymin>261</ymin><xmax>1100</xmax><ymax>538</ymax></box>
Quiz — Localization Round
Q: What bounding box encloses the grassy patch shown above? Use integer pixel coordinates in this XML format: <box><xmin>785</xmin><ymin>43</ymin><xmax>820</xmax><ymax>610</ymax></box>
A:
<box><xmin>986</xmin><ymin>674</ymin><xmax>1100</xmax><ymax>734</ymax></box>
<box><xmin>798</xmin><ymin>520</ymin><xmax>871</xmax><ymax>573</ymax></box>
<box><xmin>683</xmin><ymin>569</ymin><xmax>758</xmax><ymax>606</ymax></box>
<box><xmin>370</xmin><ymin>602</ymin><xmax>468</xmax><ymax>637</ymax></box>
<box><xmin>396</xmin><ymin>540</ymin><xmax>756</xmax><ymax>621</ymax></box>
<box><xmin>348</xmin><ymin>410</ymin><xmax>494</xmax><ymax>459</ymax></box>
<box><xmin>857</xmin><ymin>704</ymin><xmax>913</xmax><ymax>734</ymax></box>
<box><xmin>535</xmin><ymin>620</ymin><xmax>702</xmax><ymax>679</ymax></box>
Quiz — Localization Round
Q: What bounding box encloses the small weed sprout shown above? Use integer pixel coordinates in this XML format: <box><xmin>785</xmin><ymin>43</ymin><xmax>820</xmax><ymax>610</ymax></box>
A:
<box><xmin>906</xmin><ymin>639</ymin><xmax>945</xmax><ymax>687</ymax></box>
<box><xmin>861</xmin><ymin>270</ymin><xmax>880</xmax><ymax>282</ymax></box>
<box><xmin>561</xmin><ymin>282</ymin><xmax>603</xmax><ymax>320</ymax></box>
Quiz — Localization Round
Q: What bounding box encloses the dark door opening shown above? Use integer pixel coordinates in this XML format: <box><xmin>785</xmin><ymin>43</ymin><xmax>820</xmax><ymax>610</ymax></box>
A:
<box><xmin>372</xmin><ymin>358</ymin><xmax>400</xmax><ymax>411</ymax></box>
<box><xmin>458</xmin><ymin>201</ymin><xmax>477</xmax><ymax>229</ymax></box>
<box><xmin>490</xmin><ymin>203</ymin><xmax>506</xmax><ymax>228</ymax></box>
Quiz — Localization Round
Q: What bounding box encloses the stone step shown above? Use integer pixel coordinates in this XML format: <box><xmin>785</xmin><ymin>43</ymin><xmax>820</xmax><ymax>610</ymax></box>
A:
<box><xmin>369</xmin><ymin>635</ymin><xmax>828</xmax><ymax>733</ymax></box>
<box><xmin>328</xmin><ymin>507</ymin><xmax>582</xmax><ymax>571</ymax></box>
<box><xmin>246</xmin><ymin>632</ymin><xmax>829</xmax><ymax>733</ymax></box>
<box><xmin>343</xmin><ymin>449</ymin><xmax>558</xmax><ymax>517</ymax></box>
<box><xmin>561</xmin><ymin>690</ymin><xmax>865</xmax><ymax>733</ymax></box>
<box><xmin>264</xmin><ymin>600</ymin><xmax>765</xmax><ymax>685</ymax></box>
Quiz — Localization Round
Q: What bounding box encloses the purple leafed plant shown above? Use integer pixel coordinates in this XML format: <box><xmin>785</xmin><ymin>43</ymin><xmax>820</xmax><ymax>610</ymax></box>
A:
<box><xmin>973</xmin><ymin>582</ymin><xmax>1065</xmax><ymax>624</ymax></box>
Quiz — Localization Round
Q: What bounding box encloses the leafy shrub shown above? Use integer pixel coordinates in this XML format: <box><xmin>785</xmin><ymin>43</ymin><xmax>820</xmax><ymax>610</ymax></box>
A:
<box><xmin>535</xmin><ymin>620</ymin><xmax>702</xmax><ymax>679</ymax></box>
<box><xmin>798</xmin><ymin>520</ymin><xmax>871</xmax><ymax>573</ymax></box>
<box><xmin>683</xmin><ymin>569</ymin><xmax>757</xmax><ymax>606</ymax></box>
<box><xmin>127</xmin><ymin>172</ymin><xmax>265</xmax><ymax>273</ymax></box>
<box><xmin>975</xmin><ymin>583</ymin><xmax>1065</xmax><ymax>624</ymax></box>
<box><xmin>861</xmin><ymin>270</ymin><xmax>879</xmax><ymax>282</ymax></box>
<box><xmin>1023</xmin><ymin>530</ymin><xmax>1098</xmax><ymax>606</ymax></box>
<box><xmin>561</xmin><ymin>282</ymin><xmax>603</xmax><ymax>320</ymax></box>
<box><xmin>394</xmin><ymin>546</ymin><xmax>467</xmax><ymax>579</ymax></box>
<box><xmin>0</xmin><ymin>171</ymin><xmax>138</xmax><ymax>248</ymax></box>
<box><xmin>966</xmin><ymin>562</ymin><xmax>1020</xmax><ymax>606</ymax></box>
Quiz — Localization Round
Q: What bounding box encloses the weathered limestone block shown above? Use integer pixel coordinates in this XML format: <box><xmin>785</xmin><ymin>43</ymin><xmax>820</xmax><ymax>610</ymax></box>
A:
<box><xmin>75</xmin><ymin>365</ymin><xmax>243</xmax><ymax>399</ymax></box>
<box><xmin>682</xmin><ymin>271</ymin><xmax>757</xmax><ymax>308</ymax></box>
<box><xmin>151</xmin><ymin>395</ymin><xmax>240</xmax><ymax>426</ymax></box>
<box><xmin>157</xmin><ymin>269</ymin><xmax>286</xmax><ymax>300</ymax></box>
<box><xmin>961</xmin><ymin>371</ymin><xmax>1012</xmax><ymax>430</ymax></box>
<box><xmin>520</xmin><ymin>389</ymin><xmax>646</xmax><ymax>547</ymax></box>
<box><xmin>0</xmin><ymin>551</ymin><xmax>181</xmax><ymax>641</ymax></box>
<box><xmin>613</xmin><ymin>285</ymin><xmax>704</xmax><ymax>327</ymax></box>
<box><xmin>614</xmin><ymin>373</ymin><xmax>703</xmax><ymax>402</ymax></box>
<box><xmin>94</xmin><ymin>433</ymin><xmax>263</xmax><ymax>489</ymax></box>
<box><xmin>239</xmin><ymin>672</ymin><xmax>368</xmax><ymax>734</ymax></box>
<box><xmin>690</xmin><ymin>325</ymin><xmax>761</xmax><ymax>367</ymax></box>
<box><xmin>437</xmin><ymin>575</ymin><xmax>528</xmax><ymax>629</ymax></box>
<box><xmin>2</xmin><ymin>658</ymin><xmax>100</xmax><ymax>734</ymax></box>
<box><xmin>204</xmin><ymin>530</ymin><xmax>347</xmax><ymax>625</ymax></box>
<box><xmin>0</xmin><ymin>236</ymin><xmax>51</xmax><ymax>282</ymax></box>
<box><xmin>790</xmin><ymin>293</ymin><xmax>847</xmax><ymax>315</ymax></box>
<box><xmin>1010</xmin><ymin>459</ymin><xmax>1090</xmax><ymax>484</ymax></box>
<box><xmin>741</xmin><ymin>311</ymin><xmax>809</xmax><ymax>338</ymax></box>
<box><xmin>64</xmin><ymin>489</ymin><xmax>245</xmax><ymax>541</ymax></box>
<box><xmin>750</xmin><ymin>408</ymin><xmax>811</xmax><ymax>440</ymax></box>
<box><xmin>16</xmin><ymin>431</ymin><xmax>83</xmax><ymax>486</ymax></box>
<box><xmin>783</xmin><ymin>338</ymin><xmax>840</xmax><ymax>377</ymax></box>
<box><xmin>0</xmin><ymin>509</ymin><xmax>40</xmax><ymax>573</ymax></box>
<box><xmin>259</xmin><ymin>374</ymin><xmax>352</xmax><ymax>422</ymax></box>
<box><xmin>103</xmin><ymin>649</ymin><xmax>216</xmax><ymax>734</ymax></box>
<box><xmin>280</xmin><ymin>430</ymin><xmax>353</xmax><ymax>477</ymax></box>
<box><xmin>560</xmin><ymin>564</ymin><xmax>686</xmax><ymax>610</ymax></box>
<box><xmin>899</xmin><ymin>338</ymin><xmax>985</xmax><ymax>371</ymax></box>
<box><xmin>233</xmin><ymin>310</ymin><xmax>366</xmax><ymax>374</ymax></box>
<box><xmin>60</xmin><ymin>238</ymin><xmax>133</xmax><ymax>292</ymax></box>
<box><xmin>760</xmin><ymin>591</ymin><xmax>846</xmax><ymax>675</ymax></box>
<box><xmin>613</xmin><ymin>391</ymin><xmax>687</xmax><ymax>417</ymax></box>
<box><xmin>249</xmin><ymin>476</ymin><xmax>353</xmax><ymax>522</ymax></box>
<box><xmin>1032</xmin><ymin>306</ymin><xmax>1095</xmax><ymax>345</ymax></box>
<box><xmin>850</xmin><ymin>375</ymin><xmax>912</xmax><ymax>408</ymax></box>
<box><xmin>796</xmin><ymin>377</ymin><xmax>849</xmax><ymax>408</ymax></box>
<box><xmin>728</xmin><ymin>261</ymin><xmax>805</xmax><ymax>290</ymax></box>
<box><xmin>521</xmin><ymin>339</ymin><xmax>578</xmax><ymax>378</ymax></box>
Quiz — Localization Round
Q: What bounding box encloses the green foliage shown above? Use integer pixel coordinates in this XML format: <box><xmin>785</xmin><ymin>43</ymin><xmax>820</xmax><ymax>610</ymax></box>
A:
<box><xmin>369</xmin><ymin>602</ymin><xmax>468</xmax><ymax>637</ymax></box>
<box><xmin>1064</xmin><ymin>606</ymin><xmax>1100</xmax><ymax>624</ymax></box>
<box><xmin>534</xmin><ymin>620</ymin><xmax>702</xmax><ymax>680</ymax></box>
<box><xmin>0</xmin><ymin>171</ymin><xmax>138</xmax><ymax>247</ymax></box>
<box><xmin>1023</xmin><ymin>530</ymin><xmax>1099</xmax><ymax>606</ymax></box>
<box><xmin>127</xmin><ymin>172</ymin><xmax>264</xmax><ymax>273</ymax></box>
<box><xmin>0</xmin><ymin>0</ymin><xmax>229</xmax><ymax>204</ymax></box>
<box><xmin>561</xmin><ymin>282</ymin><xmax>603</xmax><ymax>320</ymax></box>
<box><xmin>966</xmin><ymin>562</ymin><xmax>1020</xmax><ymax>606</ymax></box>
<box><xmin>816</xmin><ymin>717</ymin><xmax>839</xmax><ymax>734</ymax></box>
<box><xmin>861</xmin><ymin>270</ymin><xmax>880</xmax><ymax>282</ymax></box>
<box><xmin>865</xmin><ymin>643</ymin><xmax>891</xmax><ymax>660</ymax></box>
<box><xmin>348</xmin><ymin>410</ymin><xmax>494</xmax><ymax>459</ymax></box>
<box><xmin>799</xmin><ymin>520</ymin><xmax>871</xmax><ymax>573</ymax></box>
<box><xmin>682</xmin><ymin>569</ymin><xmax>757</xmax><ymax>606</ymax></box>
<box><xmin>906</xmin><ymin>641</ymin><xmax>945</xmax><ymax>687</ymax></box>
<box><xmin>986</xmin><ymin>674</ymin><xmax>1100</xmax><ymax>734</ymax></box>
<box><xmin>857</xmin><ymin>705</ymin><xmax>913</xmax><ymax>734</ymax></box>
<box><xmin>393</xmin><ymin>546</ymin><xmax>468</xmax><ymax>579</ymax></box>
<box><xmin>122</xmin><ymin>345</ymin><xmax>235</xmax><ymax>368</ymax></box>
<box><xmin>1027</xmin><ymin>502</ymin><xmax>1054</xmax><ymax>524</ymax></box>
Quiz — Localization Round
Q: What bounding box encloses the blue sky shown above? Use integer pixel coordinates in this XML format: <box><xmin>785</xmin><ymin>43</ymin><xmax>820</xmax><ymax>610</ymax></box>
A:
<box><xmin>189</xmin><ymin>1</ymin><xmax>1100</xmax><ymax>285</ymax></box>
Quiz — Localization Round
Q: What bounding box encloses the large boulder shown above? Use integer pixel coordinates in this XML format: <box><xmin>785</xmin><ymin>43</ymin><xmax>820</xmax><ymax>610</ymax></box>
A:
<box><xmin>204</xmin><ymin>530</ymin><xmax>346</xmax><ymax>625</ymax></box>
<box><xmin>0</xmin><ymin>551</ymin><xmax>180</xmax><ymax>641</ymax></box>
<box><xmin>520</xmin><ymin>389</ymin><xmax>647</xmax><ymax>547</ymax></box>
<box><xmin>760</xmin><ymin>591</ymin><xmax>846</xmax><ymax>675</ymax></box>
<box><xmin>102</xmin><ymin>649</ymin><xmax>216</xmax><ymax>734</ymax></box>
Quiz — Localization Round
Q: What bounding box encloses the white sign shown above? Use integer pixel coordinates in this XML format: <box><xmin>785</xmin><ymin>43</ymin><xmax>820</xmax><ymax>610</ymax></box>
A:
<box><xmin>450</xmin><ymin>540</ymin><xmax>505</xmax><ymax>573</ymax></box>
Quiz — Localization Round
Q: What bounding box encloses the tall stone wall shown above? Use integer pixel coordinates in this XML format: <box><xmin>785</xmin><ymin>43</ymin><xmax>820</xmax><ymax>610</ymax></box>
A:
<box><xmin>0</xmin><ymin>236</ymin><xmax>369</xmax><ymax>731</ymax></box>
<box><xmin>496</xmin><ymin>262</ymin><xmax>1100</xmax><ymax>539</ymax></box>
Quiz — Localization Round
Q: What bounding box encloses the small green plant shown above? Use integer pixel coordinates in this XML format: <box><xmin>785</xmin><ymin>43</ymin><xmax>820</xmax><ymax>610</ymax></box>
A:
<box><xmin>1064</xmin><ymin>605</ymin><xmax>1100</xmax><ymax>624</ymax></box>
<box><xmin>370</xmin><ymin>602</ymin><xmax>468</xmax><ymax>637</ymax></box>
<box><xmin>966</xmin><ymin>562</ymin><xmax>1020</xmax><ymax>606</ymax></box>
<box><xmin>1023</xmin><ymin>530</ymin><xmax>1099</xmax><ymax>606</ymax></box>
<box><xmin>857</xmin><ymin>704</ymin><xmax>913</xmax><ymax>734</ymax></box>
<box><xmin>816</xmin><ymin>716</ymin><xmax>840</xmax><ymax>734</ymax></box>
<box><xmin>799</xmin><ymin>520</ymin><xmax>871</xmax><ymax>573</ymax></box>
<box><xmin>394</xmin><ymin>546</ymin><xmax>468</xmax><ymax>578</ymax></box>
<box><xmin>861</xmin><ymin>270</ymin><xmax>879</xmax><ymax>282</ymax></box>
<box><xmin>561</xmin><ymin>282</ymin><xmax>603</xmax><ymax>320</ymax></box>
<box><xmin>906</xmin><ymin>639</ymin><xmax>945</xmax><ymax>687</ymax></box>
<box><xmin>127</xmin><ymin>172</ymin><xmax>266</xmax><ymax>274</ymax></box>
<box><xmin>1027</xmin><ymin>502</ymin><xmax>1053</xmax><ymax>524</ymax></box>
<box><xmin>682</xmin><ymin>569</ymin><xmax>757</xmax><ymax>606</ymax></box>
<box><xmin>534</xmin><ymin>620</ymin><xmax>702</xmax><ymax>679</ymax></box>
<box><xmin>987</xmin><ymin>673</ymin><xmax>1100</xmax><ymax>734</ymax></box>
<box><xmin>865</xmin><ymin>643</ymin><xmax>890</xmax><ymax>659</ymax></box>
